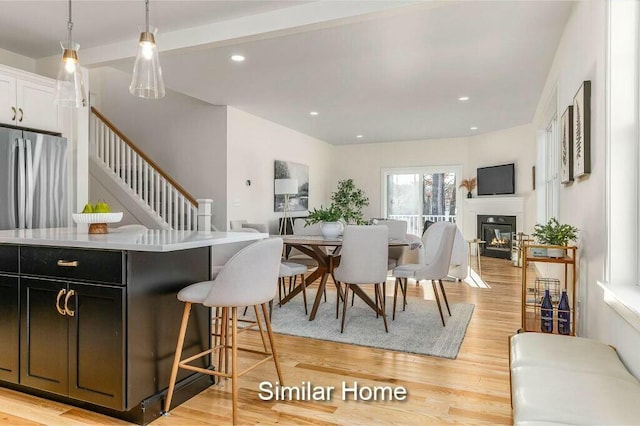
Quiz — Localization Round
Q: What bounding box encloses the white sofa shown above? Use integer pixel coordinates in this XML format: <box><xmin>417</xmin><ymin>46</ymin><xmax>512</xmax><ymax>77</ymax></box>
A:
<box><xmin>510</xmin><ymin>332</ymin><xmax>640</xmax><ymax>425</ymax></box>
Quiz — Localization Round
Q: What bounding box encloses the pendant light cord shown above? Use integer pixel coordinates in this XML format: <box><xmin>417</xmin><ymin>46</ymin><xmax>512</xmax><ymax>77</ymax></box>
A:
<box><xmin>67</xmin><ymin>0</ymin><xmax>73</xmax><ymax>46</ymax></box>
<box><xmin>145</xmin><ymin>0</ymin><xmax>150</xmax><ymax>33</ymax></box>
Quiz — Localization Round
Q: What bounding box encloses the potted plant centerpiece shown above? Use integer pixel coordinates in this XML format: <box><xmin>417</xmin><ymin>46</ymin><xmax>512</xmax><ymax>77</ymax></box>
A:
<box><xmin>531</xmin><ymin>217</ymin><xmax>579</xmax><ymax>258</ymax></box>
<box><xmin>306</xmin><ymin>179</ymin><xmax>370</xmax><ymax>239</ymax></box>
<box><xmin>306</xmin><ymin>205</ymin><xmax>343</xmax><ymax>239</ymax></box>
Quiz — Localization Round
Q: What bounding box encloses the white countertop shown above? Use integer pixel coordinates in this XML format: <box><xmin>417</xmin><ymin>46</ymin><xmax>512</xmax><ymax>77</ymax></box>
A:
<box><xmin>0</xmin><ymin>228</ymin><xmax>269</xmax><ymax>252</ymax></box>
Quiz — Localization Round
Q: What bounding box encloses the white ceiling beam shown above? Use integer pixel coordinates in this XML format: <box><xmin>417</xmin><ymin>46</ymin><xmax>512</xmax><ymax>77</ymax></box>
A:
<box><xmin>36</xmin><ymin>0</ymin><xmax>430</xmax><ymax>76</ymax></box>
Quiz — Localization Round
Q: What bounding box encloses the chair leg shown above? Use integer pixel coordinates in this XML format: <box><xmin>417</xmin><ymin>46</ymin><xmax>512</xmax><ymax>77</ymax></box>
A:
<box><xmin>393</xmin><ymin>277</ymin><xmax>399</xmax><ymax>321</ymax></box>
<box><xmin>253</xmin><ymin>305</ymin><xmax>269</xmax><ymax>352</ymax></box>
<box><xmin>335</xmin><ymin>281</ymin><xmax>341</xmax><ymax>319</ymax></box>
<box><xmin>231</xmin><ymin>307</ymin><xmax>239</xmax><ymax>425</ymax></box>
<box><xmin>223</xmin><ymin>307</ymin><xmax>230</xmax><ymax>375</ymax></box>
<box><xmin>351</xmin><ymin>290</ymin><xmax>355</xmax><ymax>306</ymax></box>
<box><xmin>439</xmin><ymin>279</ymin><xmax>451</xmax><ymax>316</ymax></box>
<box><xmin>341</xmin><ymin>284</ymin><xmax>350</xmax><ymax>333</ymax></box>
<box><xmin>402</xmin><ymin>278</ymin><xmax>408</xmax><ymax>310</ymax></box>
<box><xmin>431</xmin><ymin>281</ymin><xmax>446</xmax><ymax>326</ymax></box>
<box><xmin>212</xmin><ymin>306</ymin><xmax>221</xmax><ymax>351</ymax></box>
<box><xmin>278</xmin><ymin>277</ymin><xmax>283</xmax><ymax>306</ymax></box>
<box><xmin>261</xmin><ymin>303</ymin><xmax>284</xmax><ymax>384</ymax></box>
<box><xmin>300</xmin><ymin>274</ymin><xmax>308</xmax><ymax>315</ymax></box>
<box><xmin>164</xmin><ymin>302</ymin><xmax>192</xmax><ymax>413</ymax></box>
<box><xmin>375</xmin><ymin>286</ymin><xmax>379</xmax><ymax>318</ymax></box>
<box><xmin>376</xmin><ymin>284</ymin><xmax>389</xmax><ymax>333</ymax></box>
<box><xmin>382</xmin><ymin>281</ymin><xmax>386</xmax><ymax>312</ymax></box>
<box><xmin>289</xmin><ymin>276</ymin><xmax>294</xmax><ymax>293</ymax></box>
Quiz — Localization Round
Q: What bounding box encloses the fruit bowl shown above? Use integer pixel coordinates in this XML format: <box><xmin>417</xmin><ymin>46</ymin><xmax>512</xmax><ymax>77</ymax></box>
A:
<box><xmin>72</xmin><ymin>212</ymin><xmax>123</xmax><ymax>234</ymax></box>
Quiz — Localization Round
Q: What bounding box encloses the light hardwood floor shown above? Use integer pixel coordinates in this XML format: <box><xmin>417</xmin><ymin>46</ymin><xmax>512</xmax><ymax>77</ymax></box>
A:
<box><xmin>0</xmin><ymin>256</ymin><xmax>524</xmax><ymax>425</ymax></box>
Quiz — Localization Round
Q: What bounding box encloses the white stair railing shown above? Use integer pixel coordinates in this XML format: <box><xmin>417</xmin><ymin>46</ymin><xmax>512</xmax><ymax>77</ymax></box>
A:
<box><xmin>90</xmin><ymin>107</ymin><xmax>198</xmax><ymax>231</ymax></box>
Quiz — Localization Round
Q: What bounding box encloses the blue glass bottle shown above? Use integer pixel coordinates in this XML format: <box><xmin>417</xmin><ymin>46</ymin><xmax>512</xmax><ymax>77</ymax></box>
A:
<box><xmin>541</xmin><ymin>287</ymin><xmax>553</xmax><ymax>333</ymax></box>
<box><xmin>557</xmin><ymin>289</ymin><xmax>571</xmax><ymax>335</ymax></box>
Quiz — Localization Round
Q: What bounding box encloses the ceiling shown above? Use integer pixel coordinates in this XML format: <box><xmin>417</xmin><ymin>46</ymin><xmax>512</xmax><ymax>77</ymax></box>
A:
<box><xmin>0</xmin><ymin>1</ymin><xmax>574</xmax><ymax>145</ymax></box>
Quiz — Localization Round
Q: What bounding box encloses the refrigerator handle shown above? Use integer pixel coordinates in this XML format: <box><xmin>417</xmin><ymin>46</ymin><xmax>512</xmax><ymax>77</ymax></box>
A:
<box><xmin>16</xmin><ymin>138</ymin><xmax>26</xmax><ymax>229</ymax></box>
<box><xmin>24</xmin><ymin>138</ymin><xmax>33</xmax><ymax>229</ymax></box>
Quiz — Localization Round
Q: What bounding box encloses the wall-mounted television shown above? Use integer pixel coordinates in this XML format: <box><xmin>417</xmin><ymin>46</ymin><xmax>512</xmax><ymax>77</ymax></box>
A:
<box><xmin>477</xmin><ymin>163</ymin><xmax>515</xmax><ymax>196</ymax></box>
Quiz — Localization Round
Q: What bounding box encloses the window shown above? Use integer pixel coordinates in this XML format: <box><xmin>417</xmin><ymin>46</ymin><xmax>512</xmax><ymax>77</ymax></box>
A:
<box><xmin>544</xmin><ymin>115</ymin><xmax>559</xmax><ymax>221</ymax></box>
<box><xmin>382</xmin><ymin>166</ymin><xmax>462</xmax><ymax>236</ymax></box>
<box><xmin>602</xmin><ymin>0</ymin><xmax>640</xmax><ymax>329</ymax></box>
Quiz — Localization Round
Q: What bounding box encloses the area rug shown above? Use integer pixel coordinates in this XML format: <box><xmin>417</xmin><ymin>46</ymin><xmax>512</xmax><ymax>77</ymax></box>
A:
<box><xmin>246</xmin><ymin>291</ymin><xmax>474</xmax><ymax>359</ymax></box>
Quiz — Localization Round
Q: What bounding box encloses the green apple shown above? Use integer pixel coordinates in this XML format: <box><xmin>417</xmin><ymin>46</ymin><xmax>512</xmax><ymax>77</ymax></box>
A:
<box><xmin>94</xmin><ymin>201</ymin><xmax>111</xmax><ymax>213</ymax></box>
<box><xmin>81</xmin><ymin>202</ymin><xmax>93</xmax><ymax>213</ymax></box>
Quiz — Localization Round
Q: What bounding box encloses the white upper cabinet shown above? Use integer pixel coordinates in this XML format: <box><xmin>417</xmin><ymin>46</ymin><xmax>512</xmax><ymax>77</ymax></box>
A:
<box><xmin>0</xmin><ymin>73</ymin><xmax>17</xmax><ymax>126</ymax></box>
<box><xmin>0</xmin><ymin>65</ymin><xmax>62</xmax><ymax>133</ymax></box>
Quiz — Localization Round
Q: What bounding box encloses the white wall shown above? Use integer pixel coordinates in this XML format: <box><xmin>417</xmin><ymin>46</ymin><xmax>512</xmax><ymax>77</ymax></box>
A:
<box><xmin>89</xmin><ymin>67</ymin><xmax>228</xmax><ymax>230</ymax></box>
<box><xmin>226</xmin><ymin>106</ymin><xmax>334</xmax><ymax>233</ymax></box>
<box><xmin>332</xmin><ymin>123</ymin><xmax>537</xmax><ymax>236</ymax></box>
<box><xmin>533</xmin><ymin>0</ymin><xmax>640</xmax><ymax>376</ymax></box>
<box><xmin>0</xmin><ymin>48</ymin><xmax>35</xmax><ymax>73</ymax></box>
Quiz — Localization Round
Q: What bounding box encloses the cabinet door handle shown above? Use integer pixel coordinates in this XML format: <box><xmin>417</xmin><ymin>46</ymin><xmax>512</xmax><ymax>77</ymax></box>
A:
<box><xmin>57</xmin><ymin>260</ymin><xmax>78</xmax><ymax>267</ymax></box>
<box><xmin>10</xmin><ymin>106</ymin><xmax>16</xmax><ymax>121</ymax></box>
<box><xmin>18</xmin><ymin>108</ymin><xmax>23</xmax><ymax>122</ymax></box>
<box><xmin>56</xmin><ymin>289</ymin><xmax>67</xmax><ymax>316</ymax></box>
<box><xmin>64</xmin><ymin>290</ymin><xmax>76</xmax><ymax>317</ymax></box>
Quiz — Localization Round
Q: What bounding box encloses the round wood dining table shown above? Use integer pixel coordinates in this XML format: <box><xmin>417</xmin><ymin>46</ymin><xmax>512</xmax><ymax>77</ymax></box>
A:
<box><xmin>280</xmin><ymin>235</ymin><xmax>412</xmax><ymax>321</ymax></box>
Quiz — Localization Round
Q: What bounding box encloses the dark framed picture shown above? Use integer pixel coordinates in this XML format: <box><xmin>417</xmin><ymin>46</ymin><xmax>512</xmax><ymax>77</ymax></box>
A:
<box><xmin>572</xmin><ymin>80</ymin><xmax>591</xmax><ymax>178</ymax></box>
<box><xmin>274</xmin><ymin>160</ymin><xmax>309</xmax><ymax>212</ymax></box>
<box><xmin>560</xmin><ymin>105</ymin><xmax>573</xmax><ymax>183</ymax></box>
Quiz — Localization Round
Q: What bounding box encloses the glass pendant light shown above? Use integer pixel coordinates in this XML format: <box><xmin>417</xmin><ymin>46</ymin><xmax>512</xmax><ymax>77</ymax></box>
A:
<box><xmin>129</xmin><ymin>0</ymin><xmax>165</xmax><ymax>99</ymax></box>
<box><xmin>54</xmin><ymin>0</ymin><xmax>86</xmax><ymax>108</ymax></box>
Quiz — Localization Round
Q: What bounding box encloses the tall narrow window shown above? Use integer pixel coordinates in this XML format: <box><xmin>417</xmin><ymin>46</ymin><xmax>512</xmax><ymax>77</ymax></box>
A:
<box><xmin>544</xmin><ymin>116</ymin><xmax>559</xmax><ymax>221</ymax></box>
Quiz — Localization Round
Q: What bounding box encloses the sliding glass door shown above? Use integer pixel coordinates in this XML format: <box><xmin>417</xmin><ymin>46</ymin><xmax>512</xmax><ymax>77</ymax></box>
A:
<box><xmin>382</xmin><ymin>166</ymin><xmax>462</xmax><ymax>236</ymax></box>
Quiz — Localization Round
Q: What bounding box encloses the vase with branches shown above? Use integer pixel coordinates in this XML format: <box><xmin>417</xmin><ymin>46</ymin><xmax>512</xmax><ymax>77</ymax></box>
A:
<box><xmin>459</xmin><ymin>177</ymin><xmax>477</xmax><ymax>198</ymax></box>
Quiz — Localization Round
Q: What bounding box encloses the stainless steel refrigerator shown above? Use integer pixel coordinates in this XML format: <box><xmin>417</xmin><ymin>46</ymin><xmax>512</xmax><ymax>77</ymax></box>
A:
<box><xmin>0</xmin><ymin>126</ymin><xmax>68</xmax><ymax>230</ymax></box>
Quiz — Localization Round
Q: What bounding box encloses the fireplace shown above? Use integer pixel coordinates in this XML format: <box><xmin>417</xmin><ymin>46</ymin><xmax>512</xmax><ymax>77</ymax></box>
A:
<box><xmin>477</xmin><ymin>215</ymin><xmax>516</xmax><ymax>259</ymax></box>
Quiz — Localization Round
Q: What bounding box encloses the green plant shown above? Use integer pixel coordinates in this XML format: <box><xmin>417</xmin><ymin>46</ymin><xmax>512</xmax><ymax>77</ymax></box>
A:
<box><xmin>305</xmin><ymin>205</ymin><xmax>342</xmax><ymax>225</ymax></box>
<box><xmin>330</xmin><ymin>179</ymin><xmax>370</xmax><ymax>225</ymax></box>
<box><xmin>305</xmin><ymin>179</ymin><xmax>370</xmax><ymax>226</ymax></box>
<box><xmin>532</xmin><ymin>217</ymin><xmax>579</xmax><ymax>246</ymax></box>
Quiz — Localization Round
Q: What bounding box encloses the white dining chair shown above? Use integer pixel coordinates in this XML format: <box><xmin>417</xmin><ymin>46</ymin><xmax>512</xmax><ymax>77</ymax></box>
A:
<box><xmin>334</xmin><ymin>225</ymin><xmax>389</xmax><ymax>333</ymax></box>
<box><xmin>279</xmin><ymin>261</ymin><xmax>308</xmax><ymax>314</ymax></box>
<box><xmin>373</xmin><ymin>219</ymin><xmax>408</xmax><ymax>270</ymax></box>
<box><xmin>447</xmin><ymin>226</ymin><xmax>469</xmax><ymax>281</ymax></box>
<box><xmin>164</xmin><ymin>238</ymin><xmax>284</xmax><ymax>425</ymax></box>
<box><xmin>391</xmin><ymin>221</ymin><xmax>456</xmax><ymax>325</ymax></box>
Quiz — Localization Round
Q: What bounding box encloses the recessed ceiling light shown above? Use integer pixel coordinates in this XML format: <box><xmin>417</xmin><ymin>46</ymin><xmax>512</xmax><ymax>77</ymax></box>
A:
<box><xmin>356</xmin><ymin>135</ymin><xmax>364</xmax><ymax>139</ymax></box>
<box><xmin>458</xmin><ymin>96</ymin><xmax>470</xmax><ymax>101</ymax></box>
<box><xmin>470</xmin><ymin>126</ymin><xmax>478</xmax><ymax>130</ymax></box>
<box><xmin>309</xmin><ymin>111</ymin><xmax>319</xmax><ymax>116</ymax></box>
<box><xmin>230</xmin><ymin>55</ymin><xmax>245</xmax><ymax>62</ymax></box>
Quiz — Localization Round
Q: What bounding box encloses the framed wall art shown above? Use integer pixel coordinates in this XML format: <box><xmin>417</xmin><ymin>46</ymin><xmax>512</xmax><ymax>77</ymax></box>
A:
<box><xmin>572</xmin><ymin>80</ymin><xmax>591</xmax><ymax>178</ymax></box>
<box><xmin>274</xmin><ymin>160</ymin><xmax>309</xmax><ymax>212</ymax></box>
<box><xmin>560</xmin><ymin>105</ymin><xmax>573</xmax><ymax>183</ymax></box>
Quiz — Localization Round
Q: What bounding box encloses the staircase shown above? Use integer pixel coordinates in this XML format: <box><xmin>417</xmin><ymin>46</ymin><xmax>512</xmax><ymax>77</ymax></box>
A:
<box><xmin>90</xmin><ymin>107</ymin><xmax>199</xmax><ymax>231</ymax></box>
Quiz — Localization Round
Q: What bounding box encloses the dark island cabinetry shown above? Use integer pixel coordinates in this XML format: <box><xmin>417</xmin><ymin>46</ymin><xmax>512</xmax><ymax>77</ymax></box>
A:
<box><xmin>0</xmin><ymin>244</ymin><xmax>212</xmax><ymax>425</ymax></box>
<box><xmin>20</xmin><ymin>277</ymin><xmax>125</xmax><ymax>409</ymax></box>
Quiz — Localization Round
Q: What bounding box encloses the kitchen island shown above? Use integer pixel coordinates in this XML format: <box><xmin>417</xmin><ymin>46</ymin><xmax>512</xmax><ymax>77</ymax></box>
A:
<box><xmin>0</xmin><ymin>227</ymin><xmax>267</xmax><ymax>425</ymax></box>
